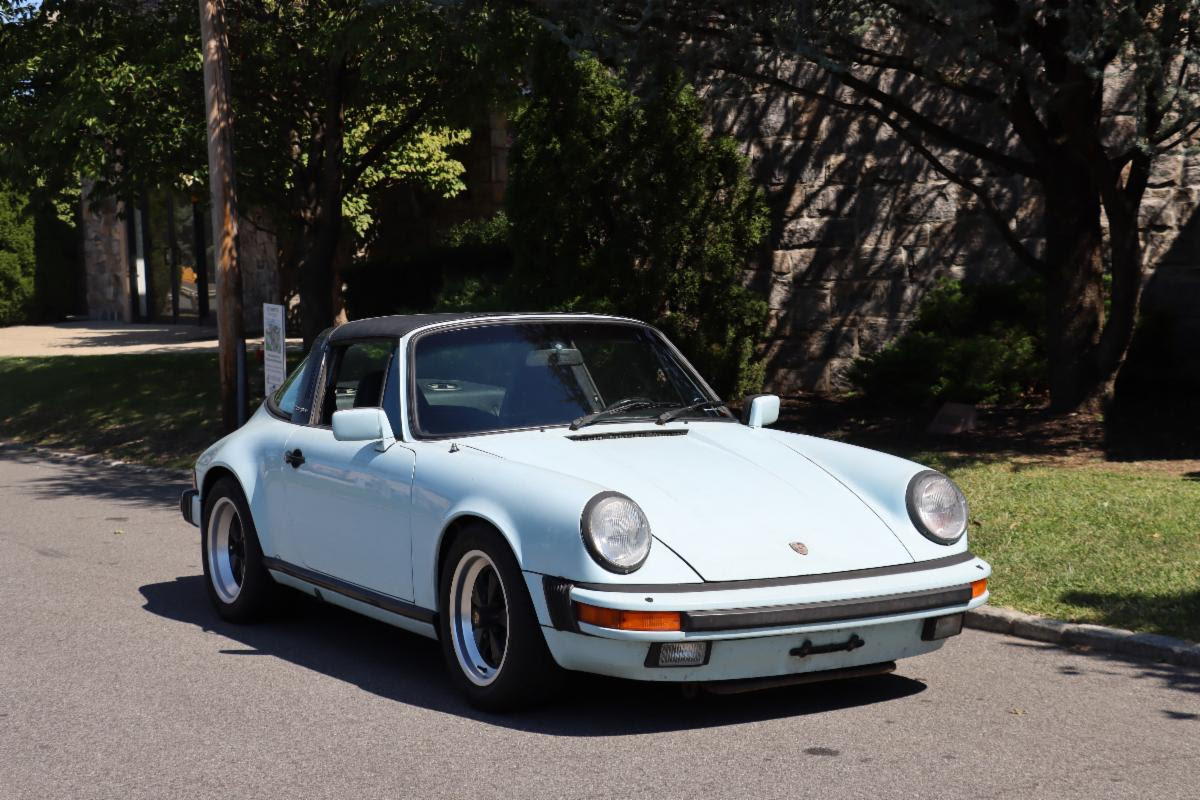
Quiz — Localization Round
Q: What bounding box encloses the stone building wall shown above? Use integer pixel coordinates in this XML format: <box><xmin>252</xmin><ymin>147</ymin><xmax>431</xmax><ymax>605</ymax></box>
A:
<box><xmin>706</xmin><ymin>85</ymin><xmax>1200</xmax><ymax>397</ymax></box>
<box><xmin>79</xmin><ymin>188</ymin><xmax>278</xmax><ymax>331</ymax></box>
<box><xmin>235</xmin><ymin>210</ymin><xmax>280</xmax><ymax>332</ymax></box>
<box><xmin>80</xmin><ymin>191</ymin><xmax>132</xmax><ymax>322</ymax></box>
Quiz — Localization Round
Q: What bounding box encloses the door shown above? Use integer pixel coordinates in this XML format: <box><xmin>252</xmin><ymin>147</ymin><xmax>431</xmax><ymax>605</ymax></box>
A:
<box><xmin>278</xmin><ymin>338</ymin><xmax>417</xmax><ymax>601</ymax></box>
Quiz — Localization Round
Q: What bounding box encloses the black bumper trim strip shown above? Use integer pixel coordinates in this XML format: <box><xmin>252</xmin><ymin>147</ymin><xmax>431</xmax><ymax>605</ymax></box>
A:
<box><xmin>180</xmin><ymin>489</ymin><xmax>198</xmax><ymax>525</ymax></box>
<box><xmin>573</xmin><ymin>550</ymin><xmax>977</xmax><ymax>594</ymax></box>
<box><xmin>680</xmin><ymin>585</ymin><xmax>973</xmax><ymax>632</ymax></box>
<box><xmin>262</xmin><ymin>556</ymin><xmax>437</xmax><ymax>626</ymax></box>
<box><xmin>542</xmin><ymin>576</ymin><xmax>577</xmax><ymax>632</ymax></box>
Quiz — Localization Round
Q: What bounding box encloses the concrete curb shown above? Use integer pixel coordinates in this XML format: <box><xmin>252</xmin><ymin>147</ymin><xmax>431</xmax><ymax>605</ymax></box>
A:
<box><xmin>966</xmin><ymin>606</ymin><xmax>1200</xmax><ymax>669</ymax></box>
<box><xmin>0</xmin><ymin>439</ymin><xmax>191</xmax><ymax>483</ymax></box>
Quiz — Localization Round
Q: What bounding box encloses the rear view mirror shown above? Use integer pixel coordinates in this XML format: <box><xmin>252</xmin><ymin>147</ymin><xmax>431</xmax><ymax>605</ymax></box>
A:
<box><xmin>332</xmin><ymin>407</ymin><xmax>394</xmax><ymax>447</ymax></box>
<box><xmin>526</xmin><ymin>347</ymin><xmax>584</xmax><ymax>367</ymax></box>
<box><xmin>741</xmin><ymin>394</ymin><xmax>780</xmax><ymax>429</ymax></box>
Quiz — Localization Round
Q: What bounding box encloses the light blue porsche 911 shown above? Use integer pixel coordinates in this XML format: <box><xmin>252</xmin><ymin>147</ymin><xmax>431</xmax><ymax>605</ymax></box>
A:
<box><xmin>181</xmin><ymin>313</ymin><xmax>991</xmax><ymax>710</ymax></box>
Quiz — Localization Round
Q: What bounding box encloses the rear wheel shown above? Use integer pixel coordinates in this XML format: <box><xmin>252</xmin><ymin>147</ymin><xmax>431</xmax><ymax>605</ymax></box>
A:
<box><xmin>201</xmin><ymin>476</ymin><xmax>275</xmax><ymax>622</ymax></box>
<box><xmin>439</xmin><ymin>524</ymin><xmax>564</xmax><ymax>711</ymax></box>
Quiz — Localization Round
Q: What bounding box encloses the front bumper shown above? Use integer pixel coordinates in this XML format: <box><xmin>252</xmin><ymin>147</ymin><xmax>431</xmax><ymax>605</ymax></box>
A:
<box><xmin>528</xmin><ymin>552</ymin><xmax>990</xmax><ymax>683</ymax></box>
<box><xmin>180</xmin><ymin>489</ymin><xmax>200</xmax><ymax>527</ymax></box>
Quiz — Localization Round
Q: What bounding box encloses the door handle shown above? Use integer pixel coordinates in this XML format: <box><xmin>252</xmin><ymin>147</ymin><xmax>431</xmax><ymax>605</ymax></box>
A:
<box><xmin>284</xmin><ymin>448</ymin><xmax>305</xmax><ymax>468</ymax></box>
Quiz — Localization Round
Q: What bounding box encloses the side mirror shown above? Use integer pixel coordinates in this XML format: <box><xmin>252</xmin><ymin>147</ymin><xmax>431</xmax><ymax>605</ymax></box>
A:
<box><xmin>332</xmin><ymin>407</ymin><xmax>395</xmax><ymax>448</ymax></box>
<box><xmin>741</xmin><ymin>394</ymin><xmax>780</xmax><ymax>429</ymax></box>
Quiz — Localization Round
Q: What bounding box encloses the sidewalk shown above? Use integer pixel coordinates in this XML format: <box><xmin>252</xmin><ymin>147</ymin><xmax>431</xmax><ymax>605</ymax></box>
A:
<box><xmin>0</xmin><ymin>320</ymin><xmax>300</xmax><ymax>357</ymax></box>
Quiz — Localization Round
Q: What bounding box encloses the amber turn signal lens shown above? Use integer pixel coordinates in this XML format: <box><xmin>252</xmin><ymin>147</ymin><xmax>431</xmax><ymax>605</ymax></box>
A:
<box><xmin>575</xmin><ymin>602</ymin><xmax>682</xmax><ymax>632</ymax></box>
<box><xmin>971</xmin><ymin>578</ymin><xmax>988</xmax><ymax>599</ymax></box>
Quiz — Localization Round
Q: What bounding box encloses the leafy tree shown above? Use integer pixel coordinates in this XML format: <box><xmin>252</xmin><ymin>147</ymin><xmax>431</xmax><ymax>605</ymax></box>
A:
<box><xmin>0</xmin><ymin>1</ymin><xmax>529</xmax><ymax>344</ymax></box>
<box><xmin>226</xmin><ymin>0</ymin><xmax>529</xmax><ymax>344</ymax></box>
<box><xmin>0</xmin><ymin>1</ymin><xmax>206</xmax><ymax>209</ymax></box>
<box><xmin>530</xmin><ymin>1</ymin><xmax>1200</xmax><ymax>411</ymax></box>
<box><xmin>504</xmin><ymin>44</ymin><xmax>770</xmax><ymax>396</ymax></box>
<box><xmin>0</xmin><ymin>183</ymin><xmax>35</xmax><ymax>325</ymax></box>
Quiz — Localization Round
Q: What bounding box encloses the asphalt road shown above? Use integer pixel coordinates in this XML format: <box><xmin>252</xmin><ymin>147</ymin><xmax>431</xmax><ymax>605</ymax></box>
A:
<box><xmin>1</xmin><ymin>449</ymin><xmax>1197</xmax><ymax>800</ymax></box>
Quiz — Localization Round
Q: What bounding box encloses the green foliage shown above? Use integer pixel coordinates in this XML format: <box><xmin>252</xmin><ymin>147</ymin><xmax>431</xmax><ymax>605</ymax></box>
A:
<box><xmin>849</xmin><ymin>279</ymin><xmax>1045</xmax><ymax>409</ymax></box>
<box><xmin>0</xmin><ymin>185</ymin><xmax>34</xmax><ymax>326</ymax></box>
<box><xmin>0</xmin><ymin>0</ymin><xmax>207</xmax><ymax>204</ymax></box>
<box><xmin>1</xmin><ymin>1</ymin><xmax>534</xmax><ymax>337</ymax></box>
<box><xmin>501</xmin><ymin>45</ymin><xmax>770</xmax><ymax>397</ymax></box>
<box><xmin>31</xmin><ymin>197</ymin><xmax>82</xmax><ymax>321</ymax></box>
<box><xmin>344</xmin><ymin>211</ymin><xmax>514</xmax><ymax>321</ymax></box>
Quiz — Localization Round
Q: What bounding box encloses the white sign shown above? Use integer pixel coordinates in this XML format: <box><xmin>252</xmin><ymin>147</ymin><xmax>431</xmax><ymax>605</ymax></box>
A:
<box><xmin>263</xmin><ymin>303</ymin><xmax>287</xmax><ymax>398</ymax></box>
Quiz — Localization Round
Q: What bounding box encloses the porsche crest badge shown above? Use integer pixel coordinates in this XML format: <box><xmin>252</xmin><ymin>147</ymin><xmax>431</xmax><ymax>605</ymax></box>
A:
<box><xmin>789</xmin><ymin>541</ymin><xmax>809</xmax><ymax>556</ymax></box>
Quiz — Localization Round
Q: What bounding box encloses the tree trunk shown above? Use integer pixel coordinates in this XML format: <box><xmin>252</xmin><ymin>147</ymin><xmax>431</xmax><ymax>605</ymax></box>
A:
<box><xmin>297</xmin><ymin>208</ymin><xmax>341</xmax><ymax>348</ymax></box>
<box><xmin>199</xmin><ymin>0</ymin><xmax>245</xmax><ymax>432</ymax></box>
<box><xmin>1089</xmin><ymin>156</ymin><xmax>1150</xmax><ymax>407</ymax></box>
<box><xmin>1042</xmin><ymin>164</ymin><xmax>1106</xmax><ymax>412</ymax></box>
<box><xmin>296</xmin><ymin>51</ymin><xmax>348</xmax><ymax>349</ymax></box>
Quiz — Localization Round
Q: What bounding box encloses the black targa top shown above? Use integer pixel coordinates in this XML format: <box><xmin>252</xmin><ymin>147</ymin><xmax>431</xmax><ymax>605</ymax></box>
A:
<box><xmin>327</xmin><ymin>312</ymin><xmax>639</xmax><ymax>342</ymax></box>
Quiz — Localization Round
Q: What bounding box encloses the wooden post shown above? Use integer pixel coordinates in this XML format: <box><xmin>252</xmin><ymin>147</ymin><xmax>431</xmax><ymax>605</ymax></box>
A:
<box><xmin>199</xmin><ymin>0</ymin><xmax>245</xmax><ymax>431</ymax></box>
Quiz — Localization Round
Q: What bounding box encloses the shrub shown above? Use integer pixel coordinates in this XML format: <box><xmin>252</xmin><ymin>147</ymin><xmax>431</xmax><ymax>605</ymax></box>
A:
<box><xmin>499</xmin><ymin>44</ymin><xmax>770</xmax><ymax>398</ymax></box>
<box><xmin>343</xmin><ymin>212</ymin><xmax>513</xmax><ymax>320</ymax></box>
<box><xmin>32</xmin><ymin>202</ymin><xmax>82</xmax><ymax>321</ymax></box>
<box><xmin>0</xmin><ymin>186</ymin><xmax>35</xmax><ymax>326</ymax></box>
<box><xmin>849</xmin><ymin>279</ymin><xmax>1045</xmax><ymax>409</ymax></box>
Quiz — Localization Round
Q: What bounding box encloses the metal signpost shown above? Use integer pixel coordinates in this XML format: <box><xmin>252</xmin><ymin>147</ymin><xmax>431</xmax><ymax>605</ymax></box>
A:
<box><xmin>263</xmin><ymin>303</ymin><xmax>287</xmax><ymax>398</ymax></box>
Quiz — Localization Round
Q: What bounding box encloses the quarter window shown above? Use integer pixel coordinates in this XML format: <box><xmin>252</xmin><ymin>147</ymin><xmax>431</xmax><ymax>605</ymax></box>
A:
<box><xmin>271</xmin><ymin>354</ymin><xmax>311</xmax><ymax>421</ymax></box>
<box><xmin>318</xmin><ymin>340</ymin><xmax>394</xmax><ymax>426</ymax></box>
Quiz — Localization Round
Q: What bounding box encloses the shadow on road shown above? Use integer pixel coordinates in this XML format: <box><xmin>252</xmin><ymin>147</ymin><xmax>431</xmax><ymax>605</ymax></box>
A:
<box><xmin>1001</xmin><ymin>639</ymin><xmax>1200</xmax><ymax>696</ymax></box>
<box><xmin>140</xmin><ymin>575</ymin><xmax>927</xmax><ymax>735</ymax></box>
<box><xmin>0</xmin><ymin>446</ymin><xmax>186</xmax><ymax>507</ymax></box>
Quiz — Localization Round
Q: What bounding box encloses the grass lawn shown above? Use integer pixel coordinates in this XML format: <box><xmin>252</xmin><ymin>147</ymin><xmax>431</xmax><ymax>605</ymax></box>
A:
<box><xmin>1</xmin><ymin>353</ymin><xmax>1197</xmax><ymax>641</ymax></box>
<box><xmin>0</xmin><ymin>353</ymin><xmax>276</xmax><ymax>471</ymax></box>
<box><xmin>923</xmin><ymin>455</ymin><xmax>1200</xmax><ymax>642</ymax></box>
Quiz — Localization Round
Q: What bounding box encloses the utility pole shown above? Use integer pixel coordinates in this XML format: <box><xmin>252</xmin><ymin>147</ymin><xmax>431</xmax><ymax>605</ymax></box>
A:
<box><xmin>199</xmin><ymin>0</ymin><xmax>245</xmax><ymax>431</ymax></box>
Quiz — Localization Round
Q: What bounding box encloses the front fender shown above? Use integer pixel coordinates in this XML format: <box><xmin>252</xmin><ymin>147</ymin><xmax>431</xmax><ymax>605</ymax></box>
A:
<box><xmin>768</xmin><ymin>430</ymin><xmax>971</xmax><ymax>562</ymax></box>
<box><xmin>411</xmin><ymin>445</ymin><xmax>703</xmax><ymax>611</ymax></box>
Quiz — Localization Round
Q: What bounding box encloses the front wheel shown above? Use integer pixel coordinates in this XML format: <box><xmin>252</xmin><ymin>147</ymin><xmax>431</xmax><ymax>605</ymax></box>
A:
<box><xmin>439</xmin><ymin>524</ymin><xmax>564</xmax><ymax>711</ymax></box>
<box><xmin>201</xmin><ymin>476</ymin><xmax>275</xmax><ymax>622</ymax></box>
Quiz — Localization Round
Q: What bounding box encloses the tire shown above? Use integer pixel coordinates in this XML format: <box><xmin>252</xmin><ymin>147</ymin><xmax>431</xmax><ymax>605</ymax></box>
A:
<box><xmin>438</xmin><ymin>523</ymin><xmax>565</xmax><ymax>711</ymax></box>
<box><xmin>201</xmin><ymin>476</ymin><xmax>275</xmax><ymax>622</ymax></box>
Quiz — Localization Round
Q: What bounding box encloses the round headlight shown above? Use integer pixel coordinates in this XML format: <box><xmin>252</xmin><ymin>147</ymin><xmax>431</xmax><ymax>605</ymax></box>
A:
<box><xmin>581</xmin><ymin>492</ymin><xmax>652</xmax><ymax>573</ymax></box>
<box><xmin>906</xmin><ymin>470</ymin><xmax>969</xmax><ymax>544</ymax></box>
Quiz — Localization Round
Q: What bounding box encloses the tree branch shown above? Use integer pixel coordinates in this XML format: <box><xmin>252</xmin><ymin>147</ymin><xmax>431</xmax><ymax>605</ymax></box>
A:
<box><xmin>710</xmin><ymin>55</ymin><xmax>1049</xmax><ymax>275</ymax></box>
<box><xmin>715</xmin><ymin>59</ymin><xmax>1042</xmax><ymax>179</ymax></box>
<box><xmin>343</xmin><ymin>94</ymin><xmax>436</xmax><ymax>192</ymax></box>
<box><xmin>874</xmin><ymin>107</ymin><xmax>1049</xmax><ymax>277</ymax></box>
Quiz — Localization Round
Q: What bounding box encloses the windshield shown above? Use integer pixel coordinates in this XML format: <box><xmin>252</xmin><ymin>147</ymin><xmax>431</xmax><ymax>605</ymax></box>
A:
<box><xmin>411</xmin><ymin>321</ymin><xmax>723</xmax><ymax>436</ymax></box>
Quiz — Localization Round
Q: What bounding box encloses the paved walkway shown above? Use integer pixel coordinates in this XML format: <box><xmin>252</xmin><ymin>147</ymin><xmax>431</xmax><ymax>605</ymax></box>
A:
<box><xmin>0</xmin><ymin>320</ymin><xmax>299</xmax><ymax>357</ymax></box>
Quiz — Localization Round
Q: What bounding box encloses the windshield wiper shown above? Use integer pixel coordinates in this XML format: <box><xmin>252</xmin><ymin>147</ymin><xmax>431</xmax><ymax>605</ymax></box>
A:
<box><xmin>655</xmin><ymin>399</ymin><xmax>727</xmax><ymax>425</ymax></box>
<box><xmin>570</xmin><ymin>397</ymin><xmax>664</xmax><ymax>431</ymax></box>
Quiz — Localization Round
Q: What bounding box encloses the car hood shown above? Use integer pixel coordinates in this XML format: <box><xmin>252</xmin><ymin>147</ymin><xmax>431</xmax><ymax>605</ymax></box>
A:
<box><xmin>464</xmin><ymin>423</ymin><xmax>915</xmax><ymax>581</ymax></box>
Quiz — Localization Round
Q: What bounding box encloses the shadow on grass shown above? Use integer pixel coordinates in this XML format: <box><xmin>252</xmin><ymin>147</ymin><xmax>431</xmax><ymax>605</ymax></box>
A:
<box><xmin>1058</xmin><ymin>589</ymin><xmax>1200</xmax><ymax>645</ymax></box>
<box><xmin>139</xmin><ymin>574</ymin><xmax>927</xmax><ymax>735</ymax></box>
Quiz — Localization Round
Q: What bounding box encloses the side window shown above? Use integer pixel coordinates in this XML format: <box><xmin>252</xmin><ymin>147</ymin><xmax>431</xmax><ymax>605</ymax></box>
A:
<box><xmin>271</xmin><ymin>354</ymin><xmax>311</xmax><ymax>421</ymax></box>
<box><xmin>318</xmin><ymin>340</ymin><xmax>394</xmax><ymax>426</ymax></box>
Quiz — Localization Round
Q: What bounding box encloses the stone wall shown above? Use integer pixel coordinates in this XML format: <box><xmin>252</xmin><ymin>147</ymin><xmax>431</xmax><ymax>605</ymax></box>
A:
<box><xmin>80</xmin><ymin>190</ymin><xmax>132</xmax><ymax>322</ymax></box>
<box><xmin>236</xmin><ymin>210</ymin><xmax>280</xmax><ymax>333</ymax></box>
<box><xmin>706</xmin><ymin>86</ymin><xmax>1200</xmax><ymax>397</ymax></box>
<box><xmin>80</xmin><ymin>188</ymin><xmax>278</xmax><ymax>331</ymax></box>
